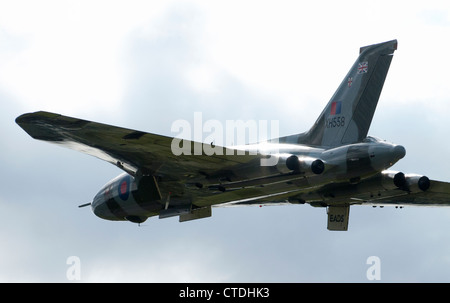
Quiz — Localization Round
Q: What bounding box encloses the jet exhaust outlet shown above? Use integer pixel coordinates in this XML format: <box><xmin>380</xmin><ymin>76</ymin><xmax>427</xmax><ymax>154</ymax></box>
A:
<box><xmin>286</xmin><ymin>155</ymin><xmax>300</xmax><ymax>171</ymax></box>
<box><xmin>285</xmin><ymin>155</ymin><xmax>325</xmax><ymax>174</ymax></box>
<box><xmin>311</xmin><ymin>159</ymin><xmax>325</xmax><ymax>174</ymax></box>
<box><xmin>418</xmin><ymin>176</ymin><xmax>430</xmax><ymax>191</ymax></box>
<box><xmin>393</xmin><ymin>172</ymin><xmax>406</xmax><ymax>188</ymax></box>
<box><xmin>393</xmin><ymin>172</ymin><xmax>430</xmax><ymax>192</ymax></box>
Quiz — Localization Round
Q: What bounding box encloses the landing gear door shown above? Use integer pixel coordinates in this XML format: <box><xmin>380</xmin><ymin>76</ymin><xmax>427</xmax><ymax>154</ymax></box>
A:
<box><xmin>327</xmin><ymin>205</ymin><xmax>350</xmax><ymax>231</ymax></box>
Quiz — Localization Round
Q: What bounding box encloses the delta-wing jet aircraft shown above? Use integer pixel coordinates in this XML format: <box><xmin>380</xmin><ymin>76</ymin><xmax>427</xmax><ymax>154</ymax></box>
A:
<box><xmin>16</xmin><ymin>40</ymin><xmax>450</xmax><ymax>230</ymax></box>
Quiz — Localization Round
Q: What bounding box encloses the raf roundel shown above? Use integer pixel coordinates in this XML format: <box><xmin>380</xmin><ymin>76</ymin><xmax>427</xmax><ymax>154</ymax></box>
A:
<box><xmin>118</xmin><ymin>175</ymin><xmax>130</xmax><ymax>201</ymax></box>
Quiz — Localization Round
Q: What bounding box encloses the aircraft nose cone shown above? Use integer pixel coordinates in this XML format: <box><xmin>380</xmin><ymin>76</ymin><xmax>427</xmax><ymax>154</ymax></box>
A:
<box><xmin>393</xmin><ymin>145</ymin><xmax>406</xmax><ymax>159</ymax></box>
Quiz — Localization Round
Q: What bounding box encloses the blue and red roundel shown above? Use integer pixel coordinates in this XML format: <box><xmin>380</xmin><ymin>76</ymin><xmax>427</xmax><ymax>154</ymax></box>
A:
<box><xmin>118</xmin><ymin>175</ymin><xmax>130</xmax><ymax>201</ymax></box>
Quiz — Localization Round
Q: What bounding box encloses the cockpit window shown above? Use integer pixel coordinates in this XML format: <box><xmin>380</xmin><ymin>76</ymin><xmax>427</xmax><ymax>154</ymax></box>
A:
<box><xmin>362</xmin><ymin>136</ymin><xmax>383</xmax><ymax>143</ymax></box>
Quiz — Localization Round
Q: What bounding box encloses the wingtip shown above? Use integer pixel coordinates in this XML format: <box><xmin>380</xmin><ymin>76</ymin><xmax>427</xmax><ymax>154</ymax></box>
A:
<box><xmin>16</xmin><ymin>111</ymin><xmax>61</xmax><ymax>125</ymax></box>
<box><xmin>15</xmin><ymin>112</ymin><xmax>31</xmax><ymax>125</ymax></box>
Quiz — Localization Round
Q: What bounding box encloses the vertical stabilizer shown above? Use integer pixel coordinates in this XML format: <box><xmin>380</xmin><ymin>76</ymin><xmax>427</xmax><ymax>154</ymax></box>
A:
<box><xmin>279</xmin><ymin>40</ymin><xmax>397</xmax><ymax>148</ymax></box>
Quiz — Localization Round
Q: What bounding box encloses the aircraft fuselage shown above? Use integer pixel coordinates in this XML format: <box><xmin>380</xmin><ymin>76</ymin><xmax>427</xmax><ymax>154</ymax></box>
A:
<box><xmin>91</xmin><ymin>138</ymin><xmax>405</xmax><ymax>223</ymax></box>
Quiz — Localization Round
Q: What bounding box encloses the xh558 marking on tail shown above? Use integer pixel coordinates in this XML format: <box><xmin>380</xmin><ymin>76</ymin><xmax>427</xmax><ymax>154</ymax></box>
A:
<box><xmin>16</xmin><ymin>39</ymin><xmax>450</xmax><ymax>230</ymax></box>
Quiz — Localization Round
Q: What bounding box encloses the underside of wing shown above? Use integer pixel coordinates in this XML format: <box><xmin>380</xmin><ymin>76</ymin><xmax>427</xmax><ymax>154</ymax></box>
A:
<box><xmin>214</xmin><ymin>171</ymin><xmax>450</xmax><ymax>231</ymax></box>
<box><xmin>340</xmin><ymin>171</ymin><xmax>450</xmax><ymax>207</ymax></box>
<box><xmin>15</xmin><ymin>111</ymin><xmax>262</xmax><ymax>180</ymax></box>
<box><xmin>365</xmin><ymin>179</ymin><xmax>450</xmax><ymax>207</ymax></box>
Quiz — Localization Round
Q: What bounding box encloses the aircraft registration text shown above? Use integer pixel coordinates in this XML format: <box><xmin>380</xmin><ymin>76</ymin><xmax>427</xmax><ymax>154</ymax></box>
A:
<box><xmin>325</xmin><ymin>116</ymin><xmax>345</xmax><ymax>128</ymax></box>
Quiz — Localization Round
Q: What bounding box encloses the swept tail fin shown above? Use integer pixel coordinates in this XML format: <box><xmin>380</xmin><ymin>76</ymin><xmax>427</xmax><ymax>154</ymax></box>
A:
<box><xmin>280</xmin><ymin>39</ymin><xmax>397</xmax><ymax>147</ymax></box>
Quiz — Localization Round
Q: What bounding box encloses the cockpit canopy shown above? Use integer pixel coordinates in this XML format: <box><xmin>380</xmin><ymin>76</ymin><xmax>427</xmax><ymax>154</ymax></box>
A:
<box><xmin>362</xmin><ymin>136</ymin><xmax>385</xmax><ymax>143</ymax></box>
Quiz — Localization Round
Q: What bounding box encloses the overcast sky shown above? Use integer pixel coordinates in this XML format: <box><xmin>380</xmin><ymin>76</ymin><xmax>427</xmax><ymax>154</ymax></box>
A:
<box><xmin>1</xmin><ymin>0</ymin><xmax>450</xmax><ymax>282</ymax></box>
